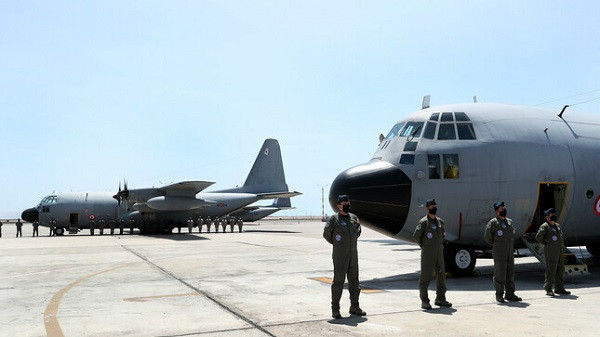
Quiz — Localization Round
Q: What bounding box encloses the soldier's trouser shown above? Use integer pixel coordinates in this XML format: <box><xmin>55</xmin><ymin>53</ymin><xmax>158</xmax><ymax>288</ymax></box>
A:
<box><xmin>120</xmin><ymin>228</ymin><xmax>123</xmax><ymax>235</ymax></box>
<box><xmin>33</xmin><ymin>229</ymin><xmax>38</xmax><ymax>237</ymax></box>
<box><xmin>188</xmin><ymin>226</ymin><xmax>193</xmax><ymax>233</ymax></box>
<box><xmin>90</xmin><ymin>228</ymin><xmax>94</xmax><ymax>235</ymax></box>
<box><xmin>110</xmin><ymin>228</ymin><xmax>114</xmax><ymax>235</ymax></box>
<box><xmin>493</xmin><ymin>250</ymin><xmax>515</xmax><ymax>297</ymax></box>
<box><xmin>331</xmin><ymin>251</ymin><xmax>360</xmax><ymax>311</ymax></box>
<box><xmin>198</xmin><ymin>225</ymin><xmax>202</xmax><ymax>233</ymax></box>
<box><xmin>16</xmin><ymin>229</ymin><xmax>22</xmax><ymax>237</ymax></box>
<box><xmin>544</xmin><ymin>249</ymin><xmax>565</xmax><ymax>291</ymax></box>
<box><xmin>419</xmin><ymin>248</ymin><xmax>447</xmax><ymax>302</ymax></box>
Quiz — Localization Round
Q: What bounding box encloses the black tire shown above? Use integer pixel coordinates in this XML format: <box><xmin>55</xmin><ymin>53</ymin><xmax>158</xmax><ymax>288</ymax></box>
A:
<box><xmin>444</xmin><ymin>244</ymin><xmax>476</xmax><ymax>276</ymax></box>
<box><xmin>54</xmin><ymin>227</ymin><xmax>65</xmax><ymax>236</ymax></box>
<box><xmin>586</xmin><ymin>245</ymin><xmax>600</xmax><ymax>258</ymax></box>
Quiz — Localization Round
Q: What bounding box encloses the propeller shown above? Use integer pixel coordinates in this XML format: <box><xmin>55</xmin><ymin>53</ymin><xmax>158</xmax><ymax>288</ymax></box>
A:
<box><xmin>113</xmin><ymin>179</ymin><xmax>130</xmax><ymax>206</ymax></box>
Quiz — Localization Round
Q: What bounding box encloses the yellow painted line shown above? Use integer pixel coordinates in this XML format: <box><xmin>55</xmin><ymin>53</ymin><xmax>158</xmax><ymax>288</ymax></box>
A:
<box><xmin>310</xmin><ymin>276</ymin><xmax>383</xmax><ymax>293</ymax></box>
<box><xmin>44</xmin><ymin>265</ymin><xmax>126</xmax><ymax>337</ymax></box>
<box><xmin>124</xmin><ymin>292</ymin><xmax>202</xmax><ymax>302</ymax></box>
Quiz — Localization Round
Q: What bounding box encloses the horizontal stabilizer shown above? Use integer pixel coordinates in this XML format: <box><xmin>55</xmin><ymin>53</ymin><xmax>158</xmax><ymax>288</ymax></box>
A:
<box><xmin>257</xmin><ymin>191</ymin><xmax>302</xmax><ymax>200</ymax></box>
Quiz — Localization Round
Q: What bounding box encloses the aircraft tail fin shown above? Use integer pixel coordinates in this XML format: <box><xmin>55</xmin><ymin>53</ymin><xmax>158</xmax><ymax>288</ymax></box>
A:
<box><xmin>242</xmin><ymin>138</ymin><xmax>289</xmax><ymax>193</ymax></box>
<box><xmin>272</xmin><ymin>198</ymin><xmax>292</xmax><ymax>208</ymax></box>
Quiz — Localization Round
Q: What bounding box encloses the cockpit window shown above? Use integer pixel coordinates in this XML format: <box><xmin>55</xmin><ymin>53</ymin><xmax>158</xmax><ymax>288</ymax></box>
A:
<box><xmin>399</xmin><ymin>122</ymin><xmax>424</xmax><ymax>138</ymax></box>
<box><xmin>457</xmin><ymin>123</ymin><xmax>476</xmax><ymax>140</ymax></box>
<box><xmin>455</xmin><ymin>112</ymin><xmax>470</xmax><ymax>121</ymax></box>
<box><xmin>385</xmin><ymin>122</ymin><xmax>405</xmax><ymax>140</ymax></box>
<box><xmin>429</xmin><ymin>113</ymin><xmax>440</xmax><ymax>121</ymax></box>
<box><xmin>423</xmin><ymin>122</ymin><xmax>436</xmax><ymax>139</ymax></box>
<box><xmin>399</xmin><ymin>154</ymin><xmax>415</xmax><ymax>165</ymax></box>
<box><xmin>41</xmin><ymin>196</ymin><xmax>58</xmax><ymax>205</ymax></box>
<box><xmin>428</xmin><ymin>154</ymin><xmax>441</xmax><ymax>179</ymax></box>
<box><xmin>443</xmin><ymin>154</ymin><xmax>460</xmax><ymax>179</ymax></box>
<box><xmin>437</xmin><ymin>124</ymin><xmax>456</xmax><ymax>140</ymax></box>
<box><xmin>440</xmin><ymin>112</ymin><xmax>454</xmax><ymax>122</ymax></box>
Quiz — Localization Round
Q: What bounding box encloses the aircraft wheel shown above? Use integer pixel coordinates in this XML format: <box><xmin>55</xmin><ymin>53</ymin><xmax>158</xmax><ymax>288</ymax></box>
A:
<box><xmin>586</xmin><ymin>245</ymin><xmax>600</xmax><ymax>258</ymax></box>
<box><xmin>54</xmin><ymin>227</ymin><xmax>65</xmax><ymax>236</ymax></box>
<box><xmin>444</xmin><ymin>244</ymin><xmax>476</xmax><ymax>276</ymax></box>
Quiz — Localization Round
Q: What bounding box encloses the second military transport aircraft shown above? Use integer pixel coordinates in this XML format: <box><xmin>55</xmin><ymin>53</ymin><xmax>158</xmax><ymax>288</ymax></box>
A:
<box><xmin>21</xmin><ymin>139</ymin><xmax>300</xmax><ymax>235</ymax></box>
<box><xmin>329</xmin><ymin>99</ymin><xmax>600</xmax><ymax>275</ymax></box>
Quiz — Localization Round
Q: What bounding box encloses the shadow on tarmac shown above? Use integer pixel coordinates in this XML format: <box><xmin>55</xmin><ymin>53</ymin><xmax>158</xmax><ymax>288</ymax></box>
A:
<box><xmin>328</xmin><ymin>316</ymin><xmax>368</xmax><ymax>326</ymax></box>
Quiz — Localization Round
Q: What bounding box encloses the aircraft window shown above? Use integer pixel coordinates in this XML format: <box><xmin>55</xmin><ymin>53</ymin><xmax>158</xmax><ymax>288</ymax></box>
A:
<box><xmin>437</xmin><ymin>124</ymin><xmax>456</xmax><ymax>140</ymax></box>
<box><xmin>443</xmin><ymin>154</ymin><xmax>460</xmax><ymax>179</ymax></box>
<box><xmin>399</xmin><ymin>122</ymin><xmax>424</xmax><ymax>138</ymax></box>
<box><xmin>441</xmin><ymin>112</ymin><xmax>454</xmax><ymax>122</ymax></box>
<box><xmin>429</xmin><ymin>113</ymin><xmax>440</xmax><ymax>121</ymax></box>
<box><xmin>457</xmin><ymin>123</ymin><xmax>476</xmax><ymax>140</ymax></box>
<box><xmin>427</xmin><ymin>154</ymin><xmax>441</xmax><ymax>179</ymax></box>
<box><xmin>455</xmin><ymin>112</ymin><xmax>470</xmax><ymax>121</ymax></box>
<box><xmin>423</xmin><ymin>122</ymin><xmax>436</xmax><ymax>139</ymax></box>
<box><xmin>404</xmin><ymin>141</ymin><xmax>418</xmax><ymax>151</ymax></box>
<box><xmin>385</xmin><ymin>122</ymin><xmax>405</xmax><ymax>140</ymax></box>
<box><xmin>399</xmin><ymin>154</ymin><xmax>415</xmax><ymax>165</ymax></box>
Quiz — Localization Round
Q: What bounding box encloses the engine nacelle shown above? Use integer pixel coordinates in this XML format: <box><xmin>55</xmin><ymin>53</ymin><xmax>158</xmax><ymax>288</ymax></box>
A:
<box><xmin>143</xmin><ymin>196</ymin><xmax>215</xmax><ymax>211</ymax></box>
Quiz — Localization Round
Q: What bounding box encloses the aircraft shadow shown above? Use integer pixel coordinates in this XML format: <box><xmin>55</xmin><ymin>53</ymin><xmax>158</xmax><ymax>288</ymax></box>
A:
<box><xmin>243</xmin><ymin>230</ymin><xmax>300</xmax><ymax>234</ymax></box>
<box><xmin>149</xmin><ymin>234</ymin><xmax>210</xmax><ymax>241</ymax></box>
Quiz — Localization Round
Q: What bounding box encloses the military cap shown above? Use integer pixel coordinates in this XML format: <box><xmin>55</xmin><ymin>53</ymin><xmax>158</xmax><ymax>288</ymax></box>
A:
<box><xmin>337</xmin><ymin>195</ymin><xmax>350</xmax><ymax>204</ymax></box>
<box><xmin>425</xmin><ymin>199</ymin><xmax>436</xmax><ymax>207</ymax></box>
<box><xmin>543</xmin><ymin>208</ymin><xmax>555</xmax><ymax>216</ymax></box>
<box><xmin>493</xmin><ymin>201</ymin><xmax>505</xmax><ymax>210</ymax></box>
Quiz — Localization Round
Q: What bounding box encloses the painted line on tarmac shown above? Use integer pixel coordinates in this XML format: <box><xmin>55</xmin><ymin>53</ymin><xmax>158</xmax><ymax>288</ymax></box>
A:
<box><xmin>119</xmin><ymin>244</ymin><xmax>277</xmax><ymax>337</ymax></box>
<box><xmin>310</xmin><ymin>276</ymin><xmax>384</xmax><ymax>293</ymax></box>
<box><xmin>123</xmin><ymin>292</ymin><xmax>202</xmax><ymax>302</ymax></box>
<box><xmin>43</xmin><ymin>264</ymin><xmax>130</xmax><ymax>337</ymax></box>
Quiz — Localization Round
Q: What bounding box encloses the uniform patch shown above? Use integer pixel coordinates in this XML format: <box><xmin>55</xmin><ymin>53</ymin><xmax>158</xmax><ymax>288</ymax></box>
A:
<box><xmin>497</xmin><ymin>230</ymin><xmax>503</xmax><ymax>236</ymax></box>
<box><xmin>501</xmin><ymin>224</ymin><xmax>506</xmax><ymax>228</ymax></box>
<box><xmin>341</xmin><ymin>221</ymin><xmax>347</xmax><ymax>226</ymax></box>
<box><xmin>552</xmin><ymin>235</ymin><xmax>558</xmax><ymax>241</ymax></box>
<box><xmin>335</xmin><ymin>234</ymin><xmax>341</xmax><ymax>241</ymax></box>
<box><xmin>431</xmin><ymin>224</ymin><xmax>437</xmax><ymax>230</ymax></box>
<box><xmin>427</xmin><ymin>232</ymin><xmax>433</xmax><ymax>239</ymax></box>
<box><xmin>551</xmin><ymin>227</ymin><xmax>556</xmax><ymax>232</ymax></box>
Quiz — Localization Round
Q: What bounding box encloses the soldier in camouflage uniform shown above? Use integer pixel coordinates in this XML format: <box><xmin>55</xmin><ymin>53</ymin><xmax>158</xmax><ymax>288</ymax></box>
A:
<box><xmin>536</xmin><ymin>208</ymin><xmax>571</xmax><ymax>296</ymax></box>
<box><xmin>323</xmin><ymin>195</ymin><xmax>366</xmax><ymax>319</ymax></box>
<box><xmin>484</xmin><ymin>201</ymin><xmax>522</xmax><ymax>303</ymax></box>
<box><xmin>413</xmin><ymin>199</ymin><xmax>452</xmax><ymax>310</ymax></box>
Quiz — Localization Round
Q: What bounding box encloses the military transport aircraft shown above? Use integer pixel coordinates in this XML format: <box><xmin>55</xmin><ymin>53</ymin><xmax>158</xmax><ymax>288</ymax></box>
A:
<box><xmin>21</xmin><ymin>139</ymin><xmax>300</xmax><ymax>235</ymax></box>
<box><xmin>329</xmin><ymin>100</ymin><xmax>600</xmax><ymax>275</ymax></box>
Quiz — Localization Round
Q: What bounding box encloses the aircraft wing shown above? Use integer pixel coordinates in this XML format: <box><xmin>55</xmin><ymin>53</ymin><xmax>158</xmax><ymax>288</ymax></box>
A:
<box><xmin>158</xmin><ymin>181</ymin><xmax>215</xmax><ymax>198</ymax></box>
<box><xmin>256</xmin><ymin>191</ymin><xmax>302</xmax><ymax>200</ymax></box>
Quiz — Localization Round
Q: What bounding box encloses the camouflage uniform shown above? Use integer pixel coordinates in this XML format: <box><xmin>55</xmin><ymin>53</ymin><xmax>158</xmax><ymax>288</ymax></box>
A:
<box><xmin>413</xmin><ymin>216</ymin><xmax>447</xmax><ymax>306</ymax></box>
<box><xmin>16</xmin><ymin>220</ymin><xmax>23</xmax><ymax>237</ymax></box>
<box><xmin>33</xmin><ymin>221</ymin><xmax>39</xmax><ymax>237</ymax></box>
<box><xmin>536</xmin><ymin>222</ymin><xmax>568</xmax><ymax>294</ymax></box>
<box><xmin>323</xmin><ymin>213</ymin><xmax>362</xmax><ymax>314</ymax></box>
<box><xmin>89</xmin><ymin>220</ymin><xmax>95</xmax><ymax>235</ymax></box>
<box><xmin>484</xmin><ymin>217</ymin><xmax>518</xmax><ymax>301</ymax></box>
<box><xmin>198</xmin><ymin>217</ymin><xmax>204</xmax><ymax>233</ymax></box>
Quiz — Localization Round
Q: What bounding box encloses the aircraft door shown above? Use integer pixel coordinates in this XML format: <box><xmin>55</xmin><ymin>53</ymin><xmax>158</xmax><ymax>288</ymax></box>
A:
<box><xmin>525</xmin><ymin>182</ymin><xmax>569</xmax><ymax>234</ymax></box>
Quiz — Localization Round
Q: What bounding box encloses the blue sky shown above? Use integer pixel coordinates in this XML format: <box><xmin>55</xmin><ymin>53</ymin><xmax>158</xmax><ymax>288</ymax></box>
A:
<box><xmin>1</xmin><ymin>1</ymin><xmax>599</xmax><ymax>218</ymax></box>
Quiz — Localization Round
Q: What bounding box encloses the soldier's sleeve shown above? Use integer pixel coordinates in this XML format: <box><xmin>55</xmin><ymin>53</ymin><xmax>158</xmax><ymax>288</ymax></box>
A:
<box><xmin>352</xmin><ymin>214</ymin><xmax>362</xmax><ymax>238</ymax></box>
<box><xmin>323</xmin><ymin>216</ymin><xmax>334</xmax><ymax>244</ymax></box>
<box><xmin>535</xmin><ymin>224</ymin><xmax>546</xmax><ymax>244</ymax></box>
<box><xmin>413</xmin><ymin>221</ymin><xmax>424</xmax><ymax>247</ymax></box>
<box><xmin>484</xmin><ymin>220</ymin><xmax>494</xmax><ymax>246</ymax></box>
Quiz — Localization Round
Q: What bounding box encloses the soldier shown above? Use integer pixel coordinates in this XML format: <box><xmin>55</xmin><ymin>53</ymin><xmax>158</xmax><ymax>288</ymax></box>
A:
<box><xmin>229</xmin><ymin>217</ymin><xmax>235</xmax><ymax>232</ymax></box>
<box><xmin>109</xmin><ymin>219</ymin><xmax>116</xmax><ymax>235</ymax></box>
<box><xmin>177</xmin><ymin>222</ymin><xmax>182</xmax><ymax>234</ymax></box>
<box><xmin>187</xmin><ymin>217</ymin><xmax>194</xmax><ymax>233</ymax></box>
<box><xmin>412</xmin><ymin>199</ymin><xmax>452</xmax><ymax>310</ymax></box>
<box><xmin>206</xmin><ymin>216</ymin><xmax>212</xmax><ymax>232</ymax></box>
<box><xmin>49</xmin><ymin>218</ymin><xmax>56</xmax><ymax>236</ymax></box>
<box><xmin>215</xmin><ymin>219</ymin><xmax>220</xmax><ymax>233</ymax></box>
<box><xmin>0</xmin><ymin>219</ymin><xmax>3</xmax><ymax>238</ymax></box>
<box><xmin>197</xmin><ymin>216</ymin><xmax>204</xmax><ymax>233</ymax></box>
<box><xmin>323</xmin><ymin>195</ymin><xmax>366</xmax><ymax>319</ymax></box>
<box><xmin>222</xmin><ymin>218</ymin><xmax>228</xmax><ymax>232</ymax></box>
<box><xmin>89</xmin><ymin>220</ymin><xmax>96</xmax><ymax>235</ymax></box>
<box><xmin>32</xmin><ymin>220</ymin><xmax>39</xmax><ymax>237</ymax></box>
<box><xmin>484</xmin><ymin>201</ymin><xmax>522</xmax><ymax>303</ymax></box>
<box><xmin>536</xmin><ymin>208</ymin><xmax>571</xmax><ymax>296</ymax></box>
<box><xmin>237</xmin><ymin>218</ymin><xmax>243</xmax><ymax>232</ymax></box>
<box><xmin>129</xmin><ymin>219</ymin><xmax>135</xmax><ymax>234</ymax></box>
<box><xmin>119</xmin><ymin>219</ymin><xmax>125</xmax><ymax>235</ymax></box>
<box><xmin>99</xmin><ymin>219</ymin><xmax>105</xmax><ymax>235</ymax></box>
<box><xmin>16</xmin><ymin>219</ymin><xmax>23</xmax><ymax>237</ymax></box>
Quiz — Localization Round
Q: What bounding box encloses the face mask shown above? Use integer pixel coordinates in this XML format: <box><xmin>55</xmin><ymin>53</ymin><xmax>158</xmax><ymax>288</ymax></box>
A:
<box><xmin>499</xmin><ymin>209</ymin><xmax>507</xmax><ymax>217</ymax></box>
<box><xmin>428</xmin><ymin>207</ymin><xmax>437</xmax><ymax>215</ymax></box>
<box><xmin>550</xmin><ymin>215</ymin><xmax>557</xmax><ymax>222</ymax></box>
<box><xmin>342</xmin><ymin>204</ymin><xmax>351</xmax><ymax>213</ymax></box>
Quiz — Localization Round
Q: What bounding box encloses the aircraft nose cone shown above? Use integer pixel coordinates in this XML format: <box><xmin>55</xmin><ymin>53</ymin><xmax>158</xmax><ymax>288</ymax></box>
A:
<box><xmin>329</xmin><ymin>160</ymin><xmax>412</xmax><ymax>236</ymax></box>
<box><xmin>21</xmin><ymin>207</ymin><xmax>39</xmax><ymax>222</ymax></box>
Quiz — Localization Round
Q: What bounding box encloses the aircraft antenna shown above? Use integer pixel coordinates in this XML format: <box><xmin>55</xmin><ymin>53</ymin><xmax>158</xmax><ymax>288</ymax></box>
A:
<box><xmin>558</xmin><ymin>105</ymin><xmax>569</xmax><ymax>118</ymax></box>
<box><xmin>422</xmin><ymin>95</ymin><xmax>431</xmax><ymax>109</ymax></box>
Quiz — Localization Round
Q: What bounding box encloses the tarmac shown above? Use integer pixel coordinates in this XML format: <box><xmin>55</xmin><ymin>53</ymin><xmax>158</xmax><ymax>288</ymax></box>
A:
<box><xmin>1</xmin><ymin>219</ymin><xmax>599</xmax><ymax>337</ymax></box>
